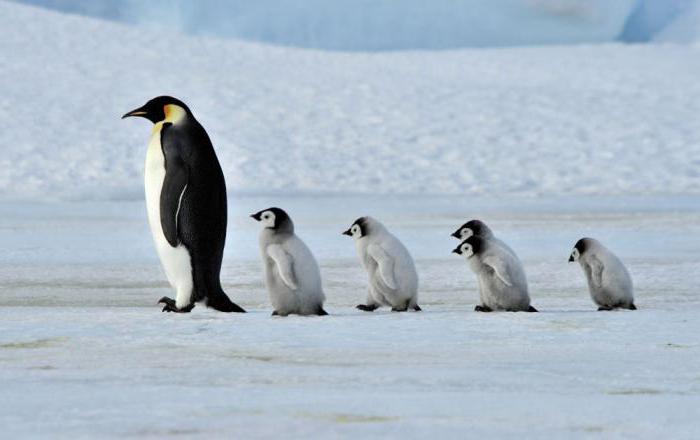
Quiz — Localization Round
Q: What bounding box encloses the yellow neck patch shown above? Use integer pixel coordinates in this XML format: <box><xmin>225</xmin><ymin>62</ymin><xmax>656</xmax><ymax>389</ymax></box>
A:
<box><xmin>164</xmin><ymin>104</ymin><xmax>186</xmax><ymax>124</ymax></box>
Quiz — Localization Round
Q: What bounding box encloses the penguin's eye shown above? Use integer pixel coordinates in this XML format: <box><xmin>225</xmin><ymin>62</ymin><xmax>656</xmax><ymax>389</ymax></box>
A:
<box><xmin>263</xmin><ymin>214</ymin><xmax>269</xmax><ymax>219</ymax></box>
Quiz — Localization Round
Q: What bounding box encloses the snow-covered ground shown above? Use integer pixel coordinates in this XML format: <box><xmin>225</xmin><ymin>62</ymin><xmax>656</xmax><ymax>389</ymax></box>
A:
<box><xmin>1</xmin><ymin>195</ymin><xmax>700</xmax><ymax>438</ymax></box>
<box><xmin>2</xmin><ymin>1</ymin><xmax>700</xmax><ymax>200</ymax></box>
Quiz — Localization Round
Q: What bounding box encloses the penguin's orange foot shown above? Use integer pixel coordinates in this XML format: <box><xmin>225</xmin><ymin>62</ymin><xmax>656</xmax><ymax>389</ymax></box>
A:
<box><xmin>158</xmin><ymin>297</ymin><xmax>194</xmax><ymax>313</ymax></box>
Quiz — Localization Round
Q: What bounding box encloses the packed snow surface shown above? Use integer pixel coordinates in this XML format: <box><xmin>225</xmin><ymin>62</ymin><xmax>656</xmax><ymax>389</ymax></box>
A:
<box><xmin>1</xmin><ymin>1</ymin><xmax>700</xmax><ymax>201</ymax></box>
<box><xmin>1</xmin><ymin>195</ymin><xmax>700</xmax><ymax>438</ymax></box>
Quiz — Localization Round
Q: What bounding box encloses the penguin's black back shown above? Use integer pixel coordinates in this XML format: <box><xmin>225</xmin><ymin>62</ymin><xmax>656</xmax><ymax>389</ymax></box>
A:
<box><xmin>161</xmin><ymin>118</ymin><xmax>241</xmax><ymax>311</ymax></box>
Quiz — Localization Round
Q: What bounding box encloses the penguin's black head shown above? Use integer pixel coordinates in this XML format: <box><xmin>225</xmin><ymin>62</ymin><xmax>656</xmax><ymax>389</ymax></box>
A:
<box><xmin>342</xmin><ymin>217</ymin><xmax>368</xmax><ymax>239</ymax></box>
<box><xmin>452</xmin><ymin>235</ymin><xmax>483</xmax><ymax>259</ymax></box>
<box><xmin>451</xmin><ymin>219</ymin><xmax>491</xmax><ymax>240</ymax></box>
<box><xmin>251</xmin><ymin>207</ymin><xmax>293</xmax><ymax>233</ymax></box>
<box><xmin>122</xmin><ymin>96</ymin><xmax>192</xmax><ymax>124</ymax></box>
<box><xmin>569</xmin><ymin>238</ymin><xmax>590</xmax><ymax>262</ymax></box>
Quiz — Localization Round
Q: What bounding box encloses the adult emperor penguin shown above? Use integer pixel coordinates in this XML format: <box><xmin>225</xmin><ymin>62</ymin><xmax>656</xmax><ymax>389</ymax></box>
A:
<box><xmin>343</xmin><ymin>217</ymin><xmax>421</xmax><ymax>312</ymax></box>
<box><xmin>122</xmin><ymin>96</ymin><xmax>245</xmax><ymax>313</ymax></box>
<box><xmin>569</xmin><ymin>238</ymin><xmax>636</xmax><ymax>311</ymax></box>
<box><xmin>251</xmin><ymin>207</ymin><xmax>327</xmax><ymax>316</ymax></box>
<box><xmin>452</xmin><ymin>236</ymin><xmax>537</xmax><ymax>312</ymax></box>
<box><xmin>451</xmin><ymin>219</ymin><xmax>517</xmax><ymax>258</ymax></box>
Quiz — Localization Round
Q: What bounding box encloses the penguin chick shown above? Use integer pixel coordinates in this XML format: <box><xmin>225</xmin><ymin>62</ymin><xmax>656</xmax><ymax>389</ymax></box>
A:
<box><xmin>569</xmin><ymin>238</ymin><xmax>636</xmax><ymax>311</ymax></box>
<box><xmin>452</xmin><ymin>236</ymin><xmax>536</xmax><ymax>312</ymax></box>
<box><xmin>252</xmin><ymin>207</ymin><xmax>327</xmax><ymax>316</ymax></box>
<box><xmin>343</xmin><ymin>217</ymin><xmax>420</xmax><ymax>312</ymax></box>
<box><xmin>451</xmin><ymin>219</ymin><xmax>518</xmax><ymax>259</ymax></box>
<box><xmin>451</xmin><ymin>219</ymin><xmax>496</xmax><ymax>241</ymax></box>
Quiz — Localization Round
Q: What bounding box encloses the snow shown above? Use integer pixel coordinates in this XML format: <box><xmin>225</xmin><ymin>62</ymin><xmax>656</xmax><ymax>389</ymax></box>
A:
<box><xmin>2</xmin><ymin>1</ymin><xmax>700</xmax><ymax>201</ymax></box>
<box><xmin>2</xmin><ymin>195</ymin><xmax>700</xmax><ymax>438</ymax></box>
<box><xmin>12</xmin><ymin>0</ymin><xmax>638</xmax><ymax>50</ymax></box>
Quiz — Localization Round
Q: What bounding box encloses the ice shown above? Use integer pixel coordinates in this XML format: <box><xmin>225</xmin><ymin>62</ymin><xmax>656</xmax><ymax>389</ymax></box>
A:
<box><xmin>12</xmin><ymin>0</ymin><xmax>637</xmax><ymax>50</ymax></box>
<box><xmin>654</xmin><ymin>0</ymin><xmax>700</xmax><ymax>43</ymax></box>
<box><xmin>1</xmin><ymin>195</ymin><xmax>700</xmax><ymax>438</ymax></box>
<box><xmin>618</xmin><ymin>0</ymin><xmax>692</xmax><ymax>42</ymax></box>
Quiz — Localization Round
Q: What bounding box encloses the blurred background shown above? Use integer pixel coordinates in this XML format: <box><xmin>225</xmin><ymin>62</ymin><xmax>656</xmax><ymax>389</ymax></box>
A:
<box><xmin>10</xmin><ymin>0</ymin><xmax>700</xmax><ymax>50</ymax></box>
<box><xmin>2</xmin><ymin>0</ymin><xmax>699</xmax><ymax>201</ymax></box>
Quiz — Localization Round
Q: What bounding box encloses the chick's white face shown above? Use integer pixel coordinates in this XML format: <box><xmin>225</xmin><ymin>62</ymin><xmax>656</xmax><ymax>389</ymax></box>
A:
<box><xmin>460</xmin><ymin>228</ymin><xmax>473</xmax><ymax>240</ymax></box>
<box><xmin>570</xmin><ymin>248</ymin><xmax>580</xmax><ymax>262</ymax></box>
<box><xmin>350</xmin><ymin>224</ymin><xmax>363</xmax><ymax>240</ymax></box>
<box><xmin>461</xmin><ymin>243</ymin><xmax>474</xmax><ymax>259</ymax></box>
<box><xmin>260</xmin><ymin>210</ymin><xmax>276</xmax><ymax>229</ymax></box>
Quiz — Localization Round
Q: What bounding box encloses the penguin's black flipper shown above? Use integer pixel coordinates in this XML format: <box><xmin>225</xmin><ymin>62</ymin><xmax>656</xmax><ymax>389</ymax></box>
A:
<box><xmin>527</xmin><ymin>306</ymin><xmax>539</xmax><ymax>312</ymax></box>
<box><xmin>159</xmin><ymin>125</ymin><xmax>189</xmax><ymax>248</ymax></box>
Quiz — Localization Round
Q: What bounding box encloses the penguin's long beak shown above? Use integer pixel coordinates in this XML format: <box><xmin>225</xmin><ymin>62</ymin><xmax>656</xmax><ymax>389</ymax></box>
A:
<box><xmin>122</xmin><ymin>106</ymin><xmax>148</xmax><ymax>119</ymax></box>
<box><xmin>342</xmin><ymin>228</ymin><xmax>352</xmax><ymax>236</ymax></box>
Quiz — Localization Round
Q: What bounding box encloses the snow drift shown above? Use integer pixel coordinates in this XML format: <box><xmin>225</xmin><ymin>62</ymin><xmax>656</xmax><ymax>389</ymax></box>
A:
<box><xmin>1</xmin><ymin>1</ymin><xmax>700</xmax><ymax>201</ymax></box>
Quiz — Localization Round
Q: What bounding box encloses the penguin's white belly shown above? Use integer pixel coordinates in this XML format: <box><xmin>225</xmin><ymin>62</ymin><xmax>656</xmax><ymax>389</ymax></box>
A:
<box><xmin>145</xmin><ymin>128</ymin><xmax>193</xmax><ymax>308</ymax></box>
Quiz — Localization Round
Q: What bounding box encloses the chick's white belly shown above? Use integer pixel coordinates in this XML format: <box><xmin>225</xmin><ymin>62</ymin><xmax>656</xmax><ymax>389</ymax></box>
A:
<box><xmin>145</xmin><ymin>130</ymin><xmax>193</xmax><ymax>308</ymax></box>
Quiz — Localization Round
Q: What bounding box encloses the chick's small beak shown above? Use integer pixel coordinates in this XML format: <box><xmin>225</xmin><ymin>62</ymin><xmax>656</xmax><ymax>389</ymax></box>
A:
<box><xmin>250</xmin><ymin>213</ymin><xmax>262</xmax><ymax>221</ymax></box>
<box><xmin>342</xmin><ymin>229</ymin><xmax>352</xmax><ymax>236</ymax></box>
<box><xmin>568</xmin><ymin>255</ymin><xmax>574</xmax><ymax>262</ymax></box>
<box><xmin>452</xmin><ymin>248</ymin><xmax>461</xmax><ymax>255</ymax></box>
<box><xmin>121</xmin><ymin>106</ymin><xmax>148</xmax><ymax>119</ymax></box>
<box><xmin>451</xmin><ymin>231</ymin><xmax>460</xmax><ymax>238</ymax></box>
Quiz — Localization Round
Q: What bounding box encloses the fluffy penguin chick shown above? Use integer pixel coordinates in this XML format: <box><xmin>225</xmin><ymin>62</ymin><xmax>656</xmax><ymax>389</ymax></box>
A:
<box><xmin>343</xmin><ymin>217</ymin><xmax>420</xmax><ymax>312</ymax></box>
<box><xmin>252</xmin><ymin>207</ymin><xmax>327</xmax><ymax>316</ymax></box>
<box><xmin>451</xmin><ymin>219</ymin><xmax>518</xmax><ymax>258</ymax></box>
<box><xmin>569</xmin><ymin>238</ymin><xmax>636</xmax><ymax>311</ymax></box>
<box><xmin>453</xmin><ymin>236</ymin><xmax>536</xmax><ymax>312</ymax></box>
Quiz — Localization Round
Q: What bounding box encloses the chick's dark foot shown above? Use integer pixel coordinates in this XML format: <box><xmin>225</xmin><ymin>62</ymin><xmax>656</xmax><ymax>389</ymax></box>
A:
<box><xmin>158</xmin><ymin>297</ymin><xmax>194</xmax><ymax>313</ymax></box>
<box><xmin>475</xmin><ymin>305</ymin><xmax>493</xmax><ymax>312</ymax></box>
<box><xmin>356</xmin><ymin>304</ymin><xmax>379</xmax><ymax>312</ymax></box>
